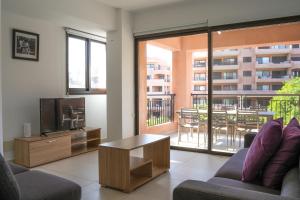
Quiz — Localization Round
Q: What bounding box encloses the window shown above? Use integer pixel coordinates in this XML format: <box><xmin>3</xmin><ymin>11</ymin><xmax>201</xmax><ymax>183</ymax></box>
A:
<box><xmin>67</xmin><ymin>33</ymin><xmax>106</xmax><ymax>94</ymax></box>
<box><xmin>272</xmin><ymin>84</ymin><xmax>282</xmax><ymax>91</ymax></box>
<box><xmin>291</xmin><ymin>57</ymin><xmax>300</xmax><ymax>61</ymax></box>
<box><xmin>243</xmin><ymin>57</ymin><xmax>252</xmax><ymax>63</ymax></box>
<box><xmin>194</xmin><ymin>85</ymin><xmax>206</xmax><ymax>91</ymax></box>
<box><xmin>243</xmin><ymin>85</ymin><xmax>252</xmax><ymax>91</ymax></box>
<box><xmin>272</xmin><ymin>56</ymin><xmax>287</xmax><ymax>64</ymax></box>
<box><xmin>194</xmin><ymin>60</ymin><xmax>206</xmax><ymax>68</ymax></box>
<box><xmin>223</xmin><ymin>71</ymin><xmax>237</xmax><ymax>79</ymax></box>
<box><xmin>257</xmin><ymin>85</ymin><xmax>270</xmax><ymax>91</ymax></box>
<box><xmin>223</xmin><ymin>84</ymin><xmax>237</xmax><ymax>91</ymax></box>
<box><xmin>243</xmin><ymin>71</ymin><xmax>252</xmax><ymax>77</ymax></box>
<box><xmin>256</xmin><ymin>56</ymin><xmax>270</xmax><ymax>64</ymax></box>
<box><xmin>194</xmin><ymin>73</ymin><xmax>206</xmax><ymax>81</ymax></box>
<box><xmin>292</xmin><ymin>44</ymin><xmax>300</xmax><ymax>49</ymax></box>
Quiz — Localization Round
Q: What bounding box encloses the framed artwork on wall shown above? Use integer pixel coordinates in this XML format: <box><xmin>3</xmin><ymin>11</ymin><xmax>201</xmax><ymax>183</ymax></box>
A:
<box><xmin>12</xmin><ymin>29</ymin><xmax>39</xmax><ymax>61</ymax></box>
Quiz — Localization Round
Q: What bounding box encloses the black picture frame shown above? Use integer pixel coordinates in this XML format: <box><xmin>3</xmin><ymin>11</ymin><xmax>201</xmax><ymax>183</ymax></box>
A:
<box><xmin>12</xmin><ymin>29</ymin><xmax>39</xmax><ymax>61</ymax></box>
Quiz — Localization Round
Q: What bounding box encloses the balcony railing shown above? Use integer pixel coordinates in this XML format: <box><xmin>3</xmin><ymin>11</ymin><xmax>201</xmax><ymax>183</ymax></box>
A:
<box><xmin>147</xmin><ymin>94</ymin><xmax>175</xmax><ymax>127</ymax></box>
<box><xmin>191</xmin><ymin>93</ymin><xmax>300</xmax><ymax>124</ymax></box>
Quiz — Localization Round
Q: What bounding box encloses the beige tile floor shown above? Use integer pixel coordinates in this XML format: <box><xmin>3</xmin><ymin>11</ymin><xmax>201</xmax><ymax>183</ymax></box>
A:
<box><xmin>34</xmin><ymin>150</ymin><xmax>228</xmax><ymax>200</ymax></box>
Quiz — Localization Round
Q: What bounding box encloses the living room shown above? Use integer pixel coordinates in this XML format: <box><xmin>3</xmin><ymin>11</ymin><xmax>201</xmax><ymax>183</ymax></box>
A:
<box><xmin>1</xmin><ymin>0</ymin><xmax>300</xmax><ymax>200</ymax></box>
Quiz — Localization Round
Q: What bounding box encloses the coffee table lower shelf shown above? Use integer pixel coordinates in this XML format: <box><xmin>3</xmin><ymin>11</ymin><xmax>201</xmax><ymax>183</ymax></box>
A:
<box><xmin>99</xmin><ymin>134</ymin><xmax>170</xmax><ymax>193</ymax></box>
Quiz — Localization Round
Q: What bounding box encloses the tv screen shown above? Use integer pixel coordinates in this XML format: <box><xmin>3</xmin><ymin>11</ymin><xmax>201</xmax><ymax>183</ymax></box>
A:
<box><xmin>40</xmin><ymin>98</ymin><xmax>85</xmax><ymax>134</ymax></box>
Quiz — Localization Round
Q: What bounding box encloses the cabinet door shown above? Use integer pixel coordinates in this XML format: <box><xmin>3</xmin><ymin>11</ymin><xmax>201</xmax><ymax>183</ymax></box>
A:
<box><xmin>29</xmin><ymin>135</ymin><xmax>71</xmax><ymax>167</ymax></box>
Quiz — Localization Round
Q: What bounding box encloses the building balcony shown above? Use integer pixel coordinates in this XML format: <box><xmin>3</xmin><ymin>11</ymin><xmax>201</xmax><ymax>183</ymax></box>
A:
<box><xmin>255</xmin><ymin>48</ymin><xmax>291</xmax><ymax>55</ymax></box>
<box><xmin>147</xmin><ymin>79</ymin><xmax>171</xmax><ymax>86</ymax></box>
<box><xmin>256</xmin><ymin>76</ymin><xmax>290</xmax><ymax>83</ymax></box>
<box><xmin>213</xmin><ymin>64</ymin><xmax>239</xmax><ymax>70</ymax></box>
<box><xmin>192</xmin><ymin>79</ymin><xmax>207</xmax><ymax>84</ymax></box>
<box><xmin>256</xmin><ymin>62</ymin><xmax>291</xmax><ymax>69</ymax></box>
<box><xmin>291</xmin><ymin>48</ymin><xmax>300</xmax><ymax>54</ymax></box>
<box><xmin>213</xmin><ymin>49</ymin><xmax>239</xmax><ymax>57</ymax></box>
<box><xmin>213</xmin><ymin>78</ymin><xmax>238</xmax><ymax>84</ymax></box>
<box><xmin>147</xmin><ymin>69</ymin><xmax>171</xmax><ymax>74</ymax></box>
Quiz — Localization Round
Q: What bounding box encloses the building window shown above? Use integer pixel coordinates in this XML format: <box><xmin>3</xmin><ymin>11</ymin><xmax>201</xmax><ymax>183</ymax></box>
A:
<box><xmin>223</xmin><ymin>84</ymin><xmax>237</xmax><ymax>91</ymax></box>
<box><xmin>291</xmin><ymin>57</ymin><xmax>300</xmax><ymax>61</ymax></box>
<box><xmin>292</xmin><ymin>44</ymin><xmax>300</xmax><ymax>49</ymax></box>
<box><xmin>213</xmin><ymin>85</ymin><xmax>222</xmax><ymax>91</ymax></box>
<box><xmin>243</xmin><ymin>85</ymin><xmax>252</xmax><ymax>91</ymax></box>
<box><xmin>272</xmin><ymin>84</ymin><xmax>282</xmax><ymax>91</ymax></box>
<box><xmin>272</xmin><ymin>55</ymin><xmax>287</xmax><ymax>64</ymax></box>
<box><xmin>243</xmin><ymin>57</ymin><xmax>252</xmax><ymax>63</ymax></box>
<box><xmin>257</xmin><ymin>85</ymin><xmax>270</xmax><ymax>91</ymax></box>
<box><xmin>256</xmin><ymin>56</ymin><xmax>270</xmax><ymax>64</ymax></box>
<box><xmin>194</xmin><ymin>85</ymin><xmax>206</xmax><ymax>91</ymax></box>
<box><xmin>243</xmin><ymin>71</ymin><xmax>252</xmax><ymax>77</ymax></box>
<box><xmin>194</xmin><ymin>73</ymin><xmax>206</xmax><ymax>81</ymax></box>
<box><xmin>67</xmin><ymin>33</ymin><xmax>106</xmax><ymax>94</ymax></box>
<box><xmin>194</xmin><ymin>60</ymin><xmax>206</xmax><ymax>68</ymax></box>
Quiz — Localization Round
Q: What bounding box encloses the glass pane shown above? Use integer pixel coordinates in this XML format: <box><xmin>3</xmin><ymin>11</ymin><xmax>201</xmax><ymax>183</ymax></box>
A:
<box><xmin>138</xmin><ymin>33</ymin><xmax>209</xmax><ymax>151</ymax></box>
<box><xmin>212</xmin><ymin>22</ymin><xmax>300</xmax><ymax>153</ymax></box>
<box><xmin>68</xmin><ymin>37</ymin><xmax>86</xmax><ymax>88</ymax></box>
<box><xmin>90</xmin><ymin>42</ymin><xmax>106</xmax><ymax>89</ymax></box>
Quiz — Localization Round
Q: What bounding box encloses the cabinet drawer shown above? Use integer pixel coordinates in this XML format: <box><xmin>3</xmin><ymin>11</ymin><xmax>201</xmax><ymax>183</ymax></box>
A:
<box><xmin>29</xmin><ymin>135</ymin><xmax>71</xmax><ymax>167</ymax></box>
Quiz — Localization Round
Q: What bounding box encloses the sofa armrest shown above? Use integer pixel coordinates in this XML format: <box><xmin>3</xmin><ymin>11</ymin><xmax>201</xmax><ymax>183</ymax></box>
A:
<box><xmin>173</xmin><ymin>180</ymin><xmax>296</xmax><ymax>200</ymax></box>
<box><xmin>244</xmin><ymin>133</ymin><xmax>256</xmax><ymax>148</ymax></box>
<box><xmin>9</xmin><ymin>162</ymin><xmax>29</xmax><ymax>175</ymax></box>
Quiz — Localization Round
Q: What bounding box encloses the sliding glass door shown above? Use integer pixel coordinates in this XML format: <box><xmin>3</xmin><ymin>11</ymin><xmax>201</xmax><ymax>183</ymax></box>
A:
<box><xmin>136</xmin><ymin>19</ymin><xmax>300</xmax><ymax>154</ymax></box>
<box><xmin>137</xmin><ymin>33</ymin><xmax>209</xmax><ymax>151</ymax></box>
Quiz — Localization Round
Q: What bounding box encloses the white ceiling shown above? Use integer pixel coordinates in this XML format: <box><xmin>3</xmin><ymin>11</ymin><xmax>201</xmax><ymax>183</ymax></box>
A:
<box><xmin>94</xmin><ymin>0</ymin><xmax>186</xmax><ymax>11</ymax></box>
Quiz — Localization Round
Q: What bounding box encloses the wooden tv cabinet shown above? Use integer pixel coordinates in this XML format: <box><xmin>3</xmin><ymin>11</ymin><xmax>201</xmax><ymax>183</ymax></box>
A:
<box><xmin>14</xmin><ymin>127</ymin><xmax>101</xmax><ymax>168</ymax></box>
<box><xmin>99</xmin><ymin>134</ymin><xmax>170</xmax><ymax>192</ymax></box>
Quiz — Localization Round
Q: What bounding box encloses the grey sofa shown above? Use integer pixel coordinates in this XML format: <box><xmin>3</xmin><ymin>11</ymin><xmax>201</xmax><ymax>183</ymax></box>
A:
<box><xmin>173</xmin><ymin>133</ymin><xmax>300</xmax><ymax>200</ymax></box>
<box><xmin>0</xmin><ymin>154</ymin><xmax>81</xmax><ymax>200</ymax></box>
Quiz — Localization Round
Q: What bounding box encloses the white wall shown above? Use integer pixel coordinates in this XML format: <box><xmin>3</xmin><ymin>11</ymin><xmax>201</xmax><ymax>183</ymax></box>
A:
<box><xmin>0</xmin><ymin>0</ymin><xmax>3</xmax><ymax>154</ymax></box>
<box><xmin>133</xmin><ymin>0</ymin><xmax>300</xmax><ymax>33</ymax></box>
<box><xmin>2</xmin><ymin>0</ymin><xmax>113</xmax><ymax>157</ymax></box>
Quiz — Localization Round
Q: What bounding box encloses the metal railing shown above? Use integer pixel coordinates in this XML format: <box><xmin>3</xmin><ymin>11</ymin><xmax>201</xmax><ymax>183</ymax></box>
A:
<box><xmin>147</xmin><ymin>94</ymin><xmax>175</xmax><ymax>127</ymax></box>
<box><xmin>191</xmin><ymin>93</ymin><xmax>300</xmax><ymax>124</ymax></box>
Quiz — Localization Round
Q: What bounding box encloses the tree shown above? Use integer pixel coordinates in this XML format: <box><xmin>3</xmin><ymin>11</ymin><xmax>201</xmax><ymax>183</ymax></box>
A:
<box><xmin>268</xmin><ymin>77</ymin><xmax>300</xmax><ymax>124</ymax></box>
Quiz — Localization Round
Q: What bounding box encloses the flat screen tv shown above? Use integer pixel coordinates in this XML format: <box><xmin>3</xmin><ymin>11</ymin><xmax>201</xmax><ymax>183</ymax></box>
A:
<box><xmin>40</xmin><ymin>98</ymin><xmax>85</xmax><ymax>134</ymax></box>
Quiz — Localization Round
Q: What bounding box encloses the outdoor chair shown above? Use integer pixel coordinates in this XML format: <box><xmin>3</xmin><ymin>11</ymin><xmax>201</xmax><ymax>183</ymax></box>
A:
<box><xmin>235</xmin><ymin>109</ymin><xmax>259</xmax><ymax>147</ymax></box>
<box><xmin>212</xmin><ymin>110</ymin><xmax>234</xmax><ymax>148</ymax></box>
<box><xmin>177</xmin><ymin>108</ymin><xmax>206</xmax><ymax>147</ymax></box>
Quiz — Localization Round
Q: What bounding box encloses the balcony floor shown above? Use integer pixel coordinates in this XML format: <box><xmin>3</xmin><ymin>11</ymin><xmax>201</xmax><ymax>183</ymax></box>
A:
<box><xmin>167</xmin><ymin>130</ymin><xmax>244</xmax><ymax>153</ymax></box>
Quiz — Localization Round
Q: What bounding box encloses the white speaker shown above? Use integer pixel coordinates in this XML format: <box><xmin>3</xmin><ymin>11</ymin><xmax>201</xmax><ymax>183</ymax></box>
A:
<box><xmin>23</xmin><ymin>123</ymin><xmax>31</xmax><ymax>138</ymax></box>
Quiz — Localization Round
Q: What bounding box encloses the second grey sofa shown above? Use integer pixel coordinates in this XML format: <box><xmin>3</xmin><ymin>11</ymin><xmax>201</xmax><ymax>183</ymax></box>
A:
<box><xmin>173</xmin><ymin>133</ymin><xmax>300</xmax><ymax>200</ymax></box>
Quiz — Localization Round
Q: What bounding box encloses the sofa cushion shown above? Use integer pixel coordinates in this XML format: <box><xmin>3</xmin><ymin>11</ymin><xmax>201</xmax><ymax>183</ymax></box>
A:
<box><xmin>215</xmin><ymin>148</ymin><xmax>248</xmax><ymax>180</ymax></box>
<box><xmin>0</xmin><ymin>153</ymin><xmax>21</xmax><ymax>200</ymax></box>
<box><xmin>242</xmin><ymin>118</ymin><xmax>283</xmax><ymax>182</ymax></box>
<box><xmin>9</xmin><ymin>162</ymin><xmax>29</xmax><ymax>175</ymax></box>
<box><xmin>208</xmin><ymin>177</ymin><xmax>280</xmax><ymax>195</ymax></box>
<box><xmin>281</xmin><ymin>168</ymin><xmax>300</xmax><ymax>198</ymax></box>
<box><xmin>15</xmin><ymin>170</ymin><xmax>81</xmax><ymax>200</ymax></box>
<box><xmin>262</xmin><ymin>118</ymin><xmax>300</xmax><ymax>188</ymax></box>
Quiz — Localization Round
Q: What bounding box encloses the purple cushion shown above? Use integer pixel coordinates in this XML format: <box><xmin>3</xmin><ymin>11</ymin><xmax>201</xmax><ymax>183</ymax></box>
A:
<box><xmin>262</xmin><ymin>118</ymin><xmax>300</xmax><ymax>189</ymax></box>
<box><xmin>242</xmin><ymin>118</ymin><xmax>283</xmax><ymax>182</ymax></box>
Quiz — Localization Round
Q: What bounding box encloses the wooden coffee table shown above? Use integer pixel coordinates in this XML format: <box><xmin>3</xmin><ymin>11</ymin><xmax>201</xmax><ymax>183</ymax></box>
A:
<box><xmin>98</xmin><ymin>134</ymin><xmax>170</xmax><ymax>192</ymax></box>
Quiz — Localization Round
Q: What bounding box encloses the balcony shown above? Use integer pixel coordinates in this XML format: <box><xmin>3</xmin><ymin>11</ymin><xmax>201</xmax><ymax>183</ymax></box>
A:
<box><xmin>147</xmin><ymin>79</ymin><xmax>171</xmax><ymax>86</ymax></box>
<box><xmin>256</xmin><ymin>61</ymin><xmax>291</xmax><ymax>69</ymax></box>
<box><xmin>213</xmin><ymin>49</ymin><xmax>239</xmax><ymax>57</ymax></box>
<box><xmin>256</xmin><ymin>76</ymin><xmax>290</xmax><ymax>83</ymax></box>
<box><xmin>213</xmin><ymin>77</ymin><xmax>238</xmax><ymax>84</ymax></box>
<box><xmin>213</xmin><ymin>64</ymin><xmax>239</xmax><ymax>70</ymax></box>
<box><xmin>255</xmin><ymin>48</ymin><xmax>291</xmax><ymax>55</ymax></box>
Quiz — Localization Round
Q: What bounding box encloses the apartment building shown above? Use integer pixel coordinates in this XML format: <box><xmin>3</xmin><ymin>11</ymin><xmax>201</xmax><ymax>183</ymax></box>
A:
<box><xmin>147</xmin><ymin>58</ymin><xmax>172</xmax><ymax>96</ymax></box>
<box><xmin>192</xmin><ymin>44</ymin><xmax>300</xmax><ymax>107</ymax></box>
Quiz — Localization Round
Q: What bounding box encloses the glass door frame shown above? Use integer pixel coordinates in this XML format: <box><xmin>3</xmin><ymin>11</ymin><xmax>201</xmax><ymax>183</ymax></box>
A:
<box><xmin>134</xmin><ymin>15</ymin><xmax>300</xmax><ymax>156</ymax></box>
